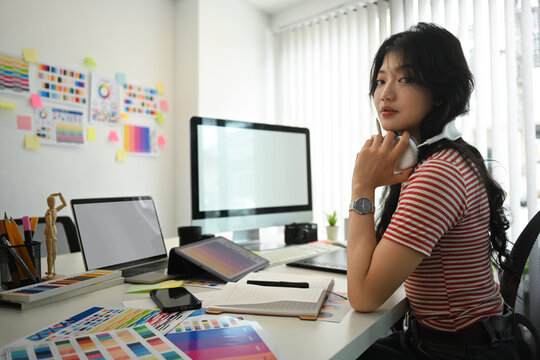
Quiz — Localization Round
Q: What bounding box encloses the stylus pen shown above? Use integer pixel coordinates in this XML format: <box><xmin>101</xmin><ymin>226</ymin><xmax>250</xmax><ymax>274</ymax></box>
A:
<box><xmin>246</xmin><ymin>280</ymin><xmax>309</xmax><ymax>288</ymax></box>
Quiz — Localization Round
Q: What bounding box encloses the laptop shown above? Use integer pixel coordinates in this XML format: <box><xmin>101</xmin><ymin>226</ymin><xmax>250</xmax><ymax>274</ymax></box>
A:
<box><xmin>286</xmin><ymin>248</ymin><xmax>347</xmax><ymax>274</ymax></box>
<box><xmin>71</xmin><ymin>196</ymin><xmax>173</xmax><ymax>283</ymax></box>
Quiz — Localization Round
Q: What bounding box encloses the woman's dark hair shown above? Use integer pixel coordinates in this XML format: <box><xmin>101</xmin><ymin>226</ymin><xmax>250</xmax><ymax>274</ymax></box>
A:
<box><xmin>369</xmin><ymin>23</ymin><xmax>510</xmax><ymax>272</ymax></box>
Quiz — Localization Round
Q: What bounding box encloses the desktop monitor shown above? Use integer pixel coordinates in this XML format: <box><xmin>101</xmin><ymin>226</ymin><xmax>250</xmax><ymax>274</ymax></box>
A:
<box><xmin>190</xmin><ymin>116</ymin><xmax>313</xmax><ymax>243</ymax></box>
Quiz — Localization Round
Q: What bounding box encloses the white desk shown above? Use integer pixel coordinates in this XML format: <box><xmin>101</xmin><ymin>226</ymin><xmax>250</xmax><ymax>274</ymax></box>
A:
<box><xmin>0</xmin><ymin>237</ymin><xmax>407</xmax><ymax>359</ymax></box>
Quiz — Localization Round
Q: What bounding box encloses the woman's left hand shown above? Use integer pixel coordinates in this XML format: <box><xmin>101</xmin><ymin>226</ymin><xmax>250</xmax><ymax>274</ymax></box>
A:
<box><xmin>352</xmin><ymin>131</ymin><xmax>413</xmax><ymax>194</ymax></box>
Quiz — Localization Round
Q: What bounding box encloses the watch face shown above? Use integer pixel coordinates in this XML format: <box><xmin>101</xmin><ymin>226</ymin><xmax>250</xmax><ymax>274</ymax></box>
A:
<box><xmin>355</xmin><ymin>198</ymin><xmax>373</xmax><ymax>214</ymax></box>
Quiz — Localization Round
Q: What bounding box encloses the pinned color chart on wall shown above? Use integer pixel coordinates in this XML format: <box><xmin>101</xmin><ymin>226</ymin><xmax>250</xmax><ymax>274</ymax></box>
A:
<box><xmin>0</xmin><ymin>53</ymin><xmax>30</xmax><ymax>95</ymax></box>
<box><xmin>36</xmin><ymin>62</ymin><xmax>87</xmax><ymax>105</ymax></box>
<box><xmin>90</xmin><ymin>73</ymin><xmax>120</xmax><ymax>124</ymax></box>
<box><xmin>35</xmin><ymin>105</ymin><xmax>85</xmax><ymax>145</ymax></box>
<box><xmin>123</xmin><ymin>83</ymin><xmax>158</xmax><ymax>116</ymax></box>
<box><xmin>124</xmin><ymin>124</ymin><xmax>157</xmax><ymax>155</ymax></box>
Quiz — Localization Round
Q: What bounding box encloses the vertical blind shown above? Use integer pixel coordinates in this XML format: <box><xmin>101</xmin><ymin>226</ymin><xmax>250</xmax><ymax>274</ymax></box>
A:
<box><xmin>275</xmin><ymin>0</ymin><xmax>538</xmax><ymax>242</ymax></box>
<box><xmin>275</xmin><ymin>0</ymin><xmax>539</xmax><ymax>333</ymax></box>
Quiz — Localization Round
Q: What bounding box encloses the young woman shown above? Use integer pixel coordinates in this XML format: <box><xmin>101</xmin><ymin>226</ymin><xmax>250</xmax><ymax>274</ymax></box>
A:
<box><xmin>348</xmin><ymin>23</ymin><xmax>518</xmax><ymax>359</ymax></box>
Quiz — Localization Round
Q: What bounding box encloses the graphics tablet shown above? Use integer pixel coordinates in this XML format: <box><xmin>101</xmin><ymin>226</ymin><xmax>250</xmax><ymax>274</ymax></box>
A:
<box><xmin>173</xmin><ymin>236</ymin><xmax>269</xmax><ymax>282</ymax></box>
<box><xmin>287</xmin><ymin>248</ymin><xmax>347</xmax><ymax>274</ymax></box>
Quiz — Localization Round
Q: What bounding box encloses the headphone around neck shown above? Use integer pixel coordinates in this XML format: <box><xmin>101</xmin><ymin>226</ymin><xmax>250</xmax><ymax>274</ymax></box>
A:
<box><xmin>394</xmin><ymin>120</ymin><xmax>462</xmax><ymax>173</ymax></box>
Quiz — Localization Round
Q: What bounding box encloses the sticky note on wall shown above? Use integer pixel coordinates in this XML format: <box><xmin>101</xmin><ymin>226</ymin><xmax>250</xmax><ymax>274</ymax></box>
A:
<box><xmin>22</xmin><ymin>48</ymin><xmax>38</xmax><ymax>63</ymax></box>
<box><xmin>109</xmin><ymin>130</ymin><xmax>119</xmax><ymax>142</ymax></box>
<box><xmin>116</xmin><ymin>149</ymin><xmax>127</xmax><ymax>162</ymax></box>
<box><xmin>24</xmin><ymin>135</ymin><xmax>40</xmax><ymax>150</ymax></box>
<box><xmin>17</xmin><ymin>115</ymin><xmax>32</xmax><ymax>130</ymax></box>
<box><xmin>85</xmin><ymin>57</ymin><xmax>97</xmax><ymax>67</ymax></box>
<box><xmin>87</xmin><ymin>127</ymin><xmax>96</xmax><ymax>141</ymax></box>
<box><xmin>115</xmin><ymin>72</ymin><xmax>127</xmax><ymax>85</ymax></box>
<box><xmin>155</xmin><ymin>82</ymin><xmax>165</xmax><ymax>94</ymax></box>
<box><xmin>160</xmin><ymin>100</ymin><xmax>168</xmax><ymax>112</ymax></box>
<box><xmin>158</xmin><ymin>135</ymin><xmax>167</xmax><ymax>147</ymax></box>
<box><xmin>0</xmin><ymin>102</ymin><xmax>16</xmax><ymax>109</ymax></box>
<box><xmin>30</xmin><ymin>94</ymin><xmax>42</xmax><ymax>108</ymax></box>
<box><xmin>156</xmin><ymin>112</ymin><xmax>165</xmax><ymax>124</ymax></box>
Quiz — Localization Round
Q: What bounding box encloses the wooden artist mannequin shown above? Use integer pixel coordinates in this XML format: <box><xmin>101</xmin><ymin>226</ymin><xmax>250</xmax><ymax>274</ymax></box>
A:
<box><xmin>44</xmin><ymin>192</ymin><xmax>66</xmax><ymax>279</ymax></box>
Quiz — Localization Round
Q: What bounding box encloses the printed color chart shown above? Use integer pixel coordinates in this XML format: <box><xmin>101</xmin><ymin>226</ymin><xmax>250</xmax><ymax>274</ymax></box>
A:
<box><xmin>0</xmin><ymin>53</ymin><xmax>30</xmax><ymax>95</ymax></box>
<box><xmin>123</xmin><ymin>124</ymin><xmax>157</xmax><ymax>155</ymax></box>
<box><xmin>23</xmin><ymin>307</ymin><xmax>185</xmax><ymax>343</ymax></box>
<box><xmin>0</xmin><ymin>270</ymin><xmax>120</xmax><ymax>303</ymax></box>
<box><xmin>36</xmin><ymin>62</ymin><xmax>87</xmax><ymax>105</ymax></box>
<box><xmin>5</xmin><ymin>324</ymin><xmax>189</xmax><ymax>360</ymax></box>
<box><xmin>123</xmin><ymin>83</ymin><xmax>158</xmax><ymax>116</ymax></box>
<box><xmin>90</xmin><ymin>74</ymin><xmax>120</xmax><ymax>124</ymax></box>
<box><xmin>34</xmin><ymin>105</ymin><xmax>84</xmax><ymax>145</ymax></box>
<box><xmin>166</xmin><ymin>314</ymin><xmax>280</xmax><ymax>360</ymax></box>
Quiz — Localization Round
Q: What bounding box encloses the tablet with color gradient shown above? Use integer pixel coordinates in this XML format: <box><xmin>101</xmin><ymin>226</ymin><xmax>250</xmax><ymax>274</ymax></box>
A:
<box><xmin>173</xmin><ymin>237</ymin><xmax>268</xmax><ymax>282</ymax></box>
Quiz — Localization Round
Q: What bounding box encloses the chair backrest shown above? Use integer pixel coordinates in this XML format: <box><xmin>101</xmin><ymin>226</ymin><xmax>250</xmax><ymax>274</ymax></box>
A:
<box><xmin>500</xmin><ymin>210</ymin><xmax>540</xmax><ymax>307</ymax></box>
<box><xmin>14</xmin><ymin>216</ymin><xmax>80</xmax><ymax>255</ymax></box>
<box><xmin>500</xmin><ymin>210</ymin><xmax>540</xmax><ymax>360</ymax></box>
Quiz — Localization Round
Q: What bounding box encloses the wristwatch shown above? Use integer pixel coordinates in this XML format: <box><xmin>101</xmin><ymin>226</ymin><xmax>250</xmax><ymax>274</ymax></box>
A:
<box><xmin>349</xmin><ymin>198</ymin><xmax>375</xmax><ymax>215</ymax></box>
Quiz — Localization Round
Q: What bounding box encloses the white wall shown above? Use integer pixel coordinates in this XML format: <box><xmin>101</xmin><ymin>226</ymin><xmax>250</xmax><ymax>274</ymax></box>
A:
<box><xmin>198</xmin><ymin>0</ymin><xmax>274</xmax><ymax>123</ymax></box>
<box><xmin>0</xmin><ymin>0</ymin><xmax>273</xmax><ymax>238</ymax></box>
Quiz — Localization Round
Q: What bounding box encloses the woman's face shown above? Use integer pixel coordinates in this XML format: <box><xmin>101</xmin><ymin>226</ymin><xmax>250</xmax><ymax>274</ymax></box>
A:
<box><xmin>373</xmin><ymin>52</ymin><xmax>435</xmax><ymax>141</ymax></box>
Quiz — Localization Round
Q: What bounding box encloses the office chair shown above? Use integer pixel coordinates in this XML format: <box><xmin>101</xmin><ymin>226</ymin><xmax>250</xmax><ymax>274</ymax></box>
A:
<box><xmin>14</xmin><ymin>216</ymin><xmax>81</xmax><ymax>255</ymax></box>
<box><xmin>499</xmin><ymin>210</ymin><xmax>540</xmax><ymax>360</ymax></box>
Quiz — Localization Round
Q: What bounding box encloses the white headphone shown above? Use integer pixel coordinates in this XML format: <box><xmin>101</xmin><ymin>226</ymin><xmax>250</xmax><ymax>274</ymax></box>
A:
<box><xmin>394</xmin><ymin>120</ymin><xmax>462</xmax><ymax>173</ymax></box>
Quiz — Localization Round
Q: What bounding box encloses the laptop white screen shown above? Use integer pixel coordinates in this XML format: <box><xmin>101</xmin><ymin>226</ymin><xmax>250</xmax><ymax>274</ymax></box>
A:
<box><xmin>72</xmin><ymin>197</ymin><xmax>166</xmax><ymax>270</ymax></box>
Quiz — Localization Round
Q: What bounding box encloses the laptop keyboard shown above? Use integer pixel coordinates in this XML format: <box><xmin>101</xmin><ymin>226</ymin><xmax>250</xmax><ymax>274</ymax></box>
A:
<box><xmin>122</xmin><ymin>259</ymin><xmax>169</xmax><ymax>277</ymax></box>
<box><xmin>257</xmin><ymin>242</ymin><xmax>340</xmax><ymax>266</ymax></box>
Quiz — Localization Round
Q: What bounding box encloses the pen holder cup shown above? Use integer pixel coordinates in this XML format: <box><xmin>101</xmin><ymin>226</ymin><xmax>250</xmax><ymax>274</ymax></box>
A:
<box><xmin>0</xmin><ymin>241</ymin><xmax>41</xmax><ymax>290</ymax></box>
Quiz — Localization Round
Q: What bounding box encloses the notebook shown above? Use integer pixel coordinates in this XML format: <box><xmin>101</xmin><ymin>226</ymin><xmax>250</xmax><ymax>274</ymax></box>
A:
<box><xmin>206</xmin><ymin>271</ymin><xmax>334</xmax><ymax>320</ymax></box>
<box><xmin>286</xmin><ymin>248</ymin><xmax>347</xmax><ymax>274</ymax></box>
<box><xmin>71</xmin><ymin>196</ymin><xmax>172</xmax><ymax>284</ymax></box>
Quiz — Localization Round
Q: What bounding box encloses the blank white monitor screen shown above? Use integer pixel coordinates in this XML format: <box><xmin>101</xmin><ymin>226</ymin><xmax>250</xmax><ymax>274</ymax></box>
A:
<box><xmin>190</xmin><ymin>117</ymin><xmax>313</xmax><ymax>240</ymax></box>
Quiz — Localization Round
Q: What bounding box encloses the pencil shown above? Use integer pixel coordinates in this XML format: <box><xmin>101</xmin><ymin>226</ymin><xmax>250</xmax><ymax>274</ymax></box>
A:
<box><xmin>376</xmin><ymin>118</ymin><xmax>382</xmax><ymax>136</ymax></box>
<box><xmin>30</xmin><ymin>217</ymin><xmax>39</xmax><ymax>234</ymax></box>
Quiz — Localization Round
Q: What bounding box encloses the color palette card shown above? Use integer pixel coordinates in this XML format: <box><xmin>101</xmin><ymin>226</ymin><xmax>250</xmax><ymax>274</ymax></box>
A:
<box><xmin>36</xmin><ymin>62</ymin><xmax>87</xmax><ymax>106</ymax></box>
<box><xmin>16</xmin><ymin>307</ymin><xmax>187</xmax><ymax>345</ymax></box>
<box><xmin>317</xmin><ymin>292</ymin><xmax>352</xmax><ymax>323</ymax></box>
<box><xmin>0</xmin><ymin>52</ymin><xmax>30</xmax><ymax>95</ymax></box>
<box><xmin>34</xmin><ymin>104</ymin><xmax>85</xmax><ymax>146</ymax></box>
<box><xmin>166</xmin><ymin>312</ymin><xmax>285</xmax><ymax>360</ymax></box>
<box><xmin>0</xmin><ymin>270</ymin><xmax>121</xmax><ymax>303</ymax></box>
<box><xmin>123</xmin><ymin>124</ymin><xmax>158</xmax><ymax>155</ymax></box>
<box><xmin>122</xmin><ymin>83</ymin><xmax>158</xmax><ymax>116</ymax></box>
<box><xmin>4</xmin><ymin>324</ymin><xmax>190</xmax><ymax>360</ymax></box>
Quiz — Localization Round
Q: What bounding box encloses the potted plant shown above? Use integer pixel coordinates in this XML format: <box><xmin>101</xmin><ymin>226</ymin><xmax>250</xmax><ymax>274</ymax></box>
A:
<box><xmin>325</xmin><ymin>211</ymin><xmax>339</xmax><ymax>241</ymax></box>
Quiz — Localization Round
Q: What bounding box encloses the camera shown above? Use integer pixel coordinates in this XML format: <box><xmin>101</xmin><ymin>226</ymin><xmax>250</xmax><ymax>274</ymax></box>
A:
<box><xmin>284</xmin><ymin>223</ymin><xmax>317</xmax><ymax>245</ymax></box>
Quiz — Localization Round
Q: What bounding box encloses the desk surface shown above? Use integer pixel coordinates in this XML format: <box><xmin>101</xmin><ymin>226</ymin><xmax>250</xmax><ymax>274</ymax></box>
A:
<box><xmin>0</xmin><ymin>237</ymin><xmax>407</xmax><ymax>360</ymax></box>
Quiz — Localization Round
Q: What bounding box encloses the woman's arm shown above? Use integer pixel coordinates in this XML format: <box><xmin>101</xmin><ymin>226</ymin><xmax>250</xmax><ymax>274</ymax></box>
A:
<box><xmin>347</xmin><ymin>132</ymin><xmax>423</xmax><ymax>312</ymax></box>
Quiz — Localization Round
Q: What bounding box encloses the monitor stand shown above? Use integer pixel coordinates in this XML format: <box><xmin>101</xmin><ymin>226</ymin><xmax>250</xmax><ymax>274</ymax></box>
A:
<box><xmin>233</xmin><ymin>229</ymin><xmax>283</xmax><ymax>251</ymax></box>
<box><xmin>232</xmin><ymin>229</ymin><xmax>260</xmax><ymax>250</ymax></box>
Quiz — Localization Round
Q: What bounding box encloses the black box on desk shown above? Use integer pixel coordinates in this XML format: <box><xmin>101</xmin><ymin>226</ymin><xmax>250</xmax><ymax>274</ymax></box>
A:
<box><xmin>0</xmin><ymin>241</ymin><xmax>41</xmax><ymax>290</ymax></box>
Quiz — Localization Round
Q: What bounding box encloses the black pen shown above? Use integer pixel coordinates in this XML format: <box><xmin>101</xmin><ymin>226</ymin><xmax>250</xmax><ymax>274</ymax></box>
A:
<box><xmin>246</xmin><ymin>280</ymin><xmax>309</xmax><ymax>288</ymax></box>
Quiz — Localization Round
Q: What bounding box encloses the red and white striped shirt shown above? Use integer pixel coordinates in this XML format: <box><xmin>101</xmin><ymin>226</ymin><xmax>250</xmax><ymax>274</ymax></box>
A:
<box><xmin>384</xmin><ymin>148</ymin><xmax>504</xmax><ymax>331</ymax></box>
